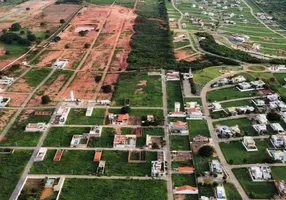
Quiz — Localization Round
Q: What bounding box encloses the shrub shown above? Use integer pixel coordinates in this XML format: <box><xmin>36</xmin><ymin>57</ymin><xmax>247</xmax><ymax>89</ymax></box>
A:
<box><xmin>10</xmin><ymin>23</ymin><xmax>21</xmax><ymax>31</ymax></box>
<box><xmin>120</xmin><ymin>106</ymin><xmax>130</xmax><ymax>114</ymax></box>
<box><xmin>267</xmin><ymin>111</ymin><xmax>280</xmax><ymax>122</ymax></box>
<box><xmin>60</xmin><ymin>19</ymin><xmax>65</xmax><ymax>24</ymax></box>
<box><xmin>79</xmin><ymin>30</ymin><xmax>88</xmax><ymax>37</ymax></box>
<box><xmin>95</xmin><ymin>75</ymin><xmax>102</xmax><ymax>82</ymax></box>
<box><xmin>65</xmin><ymin>44</ymin><xmax>70</xmax><ymax>49</ymax></box>
<box><xmin>101</xmin><ymin>85</ymin><xmax>112</xmax><ymax>93</ymax></box>
<box><xmin>198</xmin><ymin>145</ymin><xmax>214</xmax><ymax>157</ymax></box>
<box><xmin>84</xmin><ymin>43</ymin><xmax>90</xmax><ymax>48</ymax></box>
<box><xmin>41</xmin><ymin>95</ymin><xmax>51</xmax><ymax>104</ymax></box>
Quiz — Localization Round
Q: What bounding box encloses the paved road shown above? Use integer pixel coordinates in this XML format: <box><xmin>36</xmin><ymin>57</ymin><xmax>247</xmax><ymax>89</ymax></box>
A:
<box><xmin>231</xmin><ymin>163</ymin><xmax>286</xmax><ymax>169</ymax></box>
<box><xmin>50</xmin><ymin>124</ymin><xmax>164</xmax><ymax>128</ymax></box>
<box><xmin>212</xmin><ymin>114</ymin><xmax>253</xmax><ymax>122</ymax></box>
<box><xmin>218</xmin><ymin>135</ymin><xmax>269</xmax><ymax>143</ymax></box>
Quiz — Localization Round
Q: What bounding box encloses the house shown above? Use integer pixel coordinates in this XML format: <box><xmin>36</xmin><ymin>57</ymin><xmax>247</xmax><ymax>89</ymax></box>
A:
<box><xmin>226</xmin><ymin>107</ymin><xmax>237</xmax><ymax>116</ymax></box>
<box><xmin>108</xmin><ymin>113</ymin><xmax>130</xmax><ymax>125</ymax></box>
<box><xmin>249</xmin><ymin>166</ymin><xmax>272</xmax><ymax>181</ymax></box>
<box><xmin>52</xmin><ymin>106</ymin><xmax>71</xmax><ymax>125</ymax></box>
<box><xmin>34</xmin><ymin>148</ymin><xmax>47</xmax><ymax>161</ymax></box>
<box><xmin>186</xmin><ymin>108</ymin><xmax>203</xmax><ymax>120</ymax></box>
<box><xmin>0</xmin><ymin>76</ymin><xmax>14</xmax><ymax>85</ymax></box>
<box><xmin>267</xmin><ymin>93</ymin><xmax>280</xmax><ymax>102</ymax></box>
<box><xmin>218</xmin><ymin>78</ymin><xmax>229</xmax><ymax>85</ymax></box>
<box><xmin>281</xmin><ymin>112</ymin><xmax>286</xmax><ymax>123</ymax></box>
<box><xmin>174</xmin><ymin>185</ymin><xmax>199</xmax><ymax>195</ymax></box>
<box><xmin>146</xmin><ymin>135</ymin><xmax>162</xmax><ymax>149</ymax></box>
<box><xmin>168</xmin><ymin>102</ymin><xmax>186</xmax><ymax>117</ymax></box>
<box><xmin>96</xmin><ymin>160</ymin><xmax>106</xmax><ymax>175</ymax></box>
<box><xmin>237</xmin><ymin>82</ymin><xmax>252</xmax><ymax>90</ymax></box>
<box><xmin>252</xmin><ymin>43</ymin><xmax>261</xmax><ymax>51</ymax></box>
<box><xmin>242</xmin><ymin>136</ymin><xmax>258</xmax><ymax>151</ymax></box>
<box><xmin>267</xmin><ymin>149</ymin><xmax>286</xmax><ymax>163</ymax></box>
<box><xmin>88</xmin><ymin>126</ymin><xmax>102</xmax><ymax>137</ymax></box>
<box><xmin>93</xmin><ymin>151</ymin><xmax>102</xmax><ymax>162</ymax></box>
<box><xmin>276</xmin><ymin>101</ymin><xmax>286</xmax><ymax>112</ymax></box>
<box><xmin>151</xmin><ymin>160</ymin><xmax>167</xmax><ymax>177</ymax></box>
<box><xmin>169</xmin><ymin>121</ymin><xmax>189</xmax><ymax>134</ymax></box>
<box><xmin>236</xmin><ymin>106</ymin><xmax>255</xmax><ymax>114</ymax></box>
<box><xmin>210</xmin><ymin>160</ymin><xmax>223</xmax><ymax>174</ymax></box>
<box><xmin>274</xmin><ymin>181</ymin><xmax>286</xmax><ymax>197</ymax></box>
<box><xmin>217</xmin><ymin>125</ymin><xmax>240</xmax><ymax>137</ymax></box>
<box><xmin>70</xmin><ymin>134</ymin><xmax>89</xmax><ymax>148</ymax></box>
<box><xmin>85</xmin><ymin>107</ymin><xmax>93</xmax><ymax>116</ymax></box>
<box><xmin>191</xmin><ymin>135</ymin><xmax>212</xmax><ymax>153</ymax></box>
<box><xmin>270</xmin><ymin>135</ymin><xmax>285</xmax><ymax>148</ymax></box>
<box><xmin>177</xmin><ymin>167</ymin><xmax>195</xmax><ymax>173</ymax></box>
<box><xmin>166</xmin><ymin>71</ymin><xmax>180</xmax><ymax>81</ymax></box>
<box><xmin>252</xmin><ymin>124</ymin><xmax>267</xmax><ymax>135</ymax></box>
<box><xmin>215</xmin><ymin>185</ymin><xmax>227</xmax><ymax>200</ymax></box>
<box><xmin>252</xmin><ymin>99</ymin><xmax>265</xmax><ymax>107</ymax></box>
<box><xmin>53</xmin><ymin>149</ymin><xmax>64</xmax><ymax>162</ymax></box>
<box><xmin>212</xmin><ymin>102</ymin><xmax>222</xmax><ymax>111</ymax></box>
<box><xmin>255</xmin><ymin>114</ymin><xmax>268</xmax><ymax>124</ymax></box>
<box><xmin>182</xmin><ymin>23</ymin><xmax>187</xmax><ymax>28</ymax></box>
<box><xmin>231</xmin><ymin>75</ymin><xmax>246</xmax><ymax>83</ymax></box>
<box><xmin>25</xmin><ymin>123</ymin><xmax>47</xmax><ymax>132</ymax></box>
<box><xmin>270</xmin><ymin>123</ymin><xmax>284</xmax><ymax>133</ymax></box>
<box><xmin>0</xmin><ymin>96</ymin><xmax>10</xmax><ymax>107</ymax></box>
<box><xmin>113</xmin><ymin>134</ymin><xmax>136</xmax><ymax>148</ymax></box>
<box><xmin>53</xmin><ymin>59</ymin><xmax>68</xmax><ymax>69</ymax></box>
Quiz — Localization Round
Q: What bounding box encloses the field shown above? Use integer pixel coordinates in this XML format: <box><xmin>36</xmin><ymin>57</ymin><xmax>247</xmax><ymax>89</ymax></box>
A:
<box><xmin>188</xmin><ymin>120</ymin><xmax>210</xmax><ymax>137</ymax></box>
<box><xmin>112</xmin><ymin>72</ymin><xmax>163</xmax><ymax>107</ymax></box>
<box><xmin>193</xmin><ymin>153</ymin><xmax>212</xmax><ymax>174</ymax></box>
<box><xmin>172</xmin><ymin>174</ymin><xmax>196</xmax><ymax>187</ymax></box>
<box><xmin>220</xmin><ymin>99</ymin><xmax>254</xmax><ymax>108</ymax></box>
<box><xmin>0</xmin><ymin>109</ymin><xmax>53</xmax><ymax>146</ymax></box>
<box><xmin>248</xmin><ymin>65</ymin><xmax>266</xmax><ymax>71</ymax></box>
<box><xmin>271</xmin><ymin>166</ymin><xmax>286</xmax><ymax>180</ymax></box>
<box><xmin>233</xmin><ymin>168</ymin><xmax>277</xmax><ymax>199</ymax></box>
<box><xmin>224</xmin><ymin>183</ymin><xmax>242</xmax><ymax>200</ymax></box>
<box><xmin>170</xmin><ymin>136</ymin><xmax>191</xmax><ymax>151</ymax></box>
<box><xmin>219</xmin><ymin>139</ymin><xmax>270</xmax><ymax>164</ymax></box>
<box><xmin>0</xmin><ymin>109</ymin><xmax>16</xmax><ymax>133</ymax></box>
<box><xmin>167</xmin><ymin>81</ymin><xmax>184</xmax><ymax>110</ymax></box>
<box><xmin>66</xmin><ymin>108</ymin><xmax>106</xmax><ymax>125</ymax></box>
<box><xmin>213</xmin><ymin>117</ymin><xmax>256</xmax><ymax>136</ymax></box>
<box><xmin>60</xmin><ymin>179</ymin><xmax>167</xmax><ymax>200</ymax></box>
<box><xmin>0</xmin><ymin>150</ymin><xmax>32</xmax><ymax>200</ymax></box>
<box><xmin>206</xmin><ymin>87</ymin><xmax>259</xmax><ymax>102</ymax></box>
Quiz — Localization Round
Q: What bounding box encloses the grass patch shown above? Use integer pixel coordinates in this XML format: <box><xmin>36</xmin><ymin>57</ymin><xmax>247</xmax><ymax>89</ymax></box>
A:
<box><xmin>0</xmin><ymin>42</ymin><xmax>28</xmax><ymax>60</ymax></box>
<box><xmin>170</xmin><ymin>136</ymin><xmax>190</xmax><ymax>151</ymax></box>
<box><xmin>193</xmin><ymin>153</ymin><xmax>212</xmax><ymax>174</ymax></box>
<box><xmin>136</xmin><ymin>128</ymin><xmax>164</xmax><ymax>147</ymax></box>
<box><xmin>88</xmin><ymin>128</ymin><xmax>115</xmax><ymax>148</ymax></box>
<box><xmin>0</xmin><ymin>150</ymin><xmax>32</xmax><ymax>200</ymax></box>
<box><xmin>60</xmin><ymin>179</ymin><xmax>167</xmax><ymax>200</ymax></box>
<box><xmin>22</xmin><ymin>68</ymin><xmax>51</xmax><ymax>88</ymax></box>
<box><xmin>248</xmin><ymin>65</ymin><xmax>266</xmax><ymax>71</ymax></box>
<box><xmin>188</xmin><ymin>120</ymin><xmax>210</xmax><ymax>137</ymax></box>
<box><xmin>271</xmin><ymin>166</ymin><xmax>286</xmax><ymax>180</ymax></box>
<box><xmin>220</xmin><ymin>139</ymin><xmax>270</xmax><ymax>164</ymax></box>
<box><xmin>220</xmin><ymin>99</ymin><xmax>254</xmax><ymax>108</ymax></box>
<box><xmin>172</xmin><ymin>174</ymin><xmax>196</xmax><ymax>187</ymax></box>
<box><xmin>232</xmin><ymin>168</ymin><xmax>277</xmax><ymax>199</ymax></box>
<box><xmin>66</xmin><ymin>108</ymin><xmax>106</xmax><ymax>125</ymax></box>
<box><xmin>172</xmin><ymin>160</ymin><xmax>193</xmax><ymax>169</ymax></box>
<box><xmin>224</xmin><ymin>183</ymin><xmax>242</xmax><ymax>200</ymax></box>
<box><xmin>112</xmin><ymin>72</ymin><xmax>162</xmax><ymax>107</ymax></box>
<box><xmin>210</xmin><ymin>110</ymin><xmax>229</xmax><ymax>119</ymax></box>
<box><xmin>167</xmin><ymin>81</ymin><xmax>183</xmax><ymax>110</ymax></box>
<box><xmin>198</xmin><ymin>184</ymin><xmax>214</xmax><ymax>198</ymax></box>
<box><xmin>184</xmin><ymin>97</ymin><xmax>202</xmax><ymax>105</ymax></box>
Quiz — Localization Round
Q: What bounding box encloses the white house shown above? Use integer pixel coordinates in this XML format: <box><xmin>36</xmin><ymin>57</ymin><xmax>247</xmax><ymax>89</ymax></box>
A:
<box><xmin>237</xmin><ymin>82</ymin><xmax>252</xmax><ymax>91</ymax></box>
<box><xmin>252</xmin><ymin>124</ymin><xmax>267</xmax><ymax>135</ymax></box>
<box><xmin>88</xmin><ymin>126</ymin><xmax>102</xmax><ymax>137</ymax></box>
<box><xmin>53</xmin><ymin>106</ymin><xmax>71</xmax><ymax>125</ymax></box>
<box><xmin>281</xmin><ymin>112</ymin><xmax>286</xmax><ymax>123</ymax></box>
<box><xmin>249</xmin><ymin>166</ymin><xmax>272</xmax><ymax>181</ymax></box>
<box><xmin>53</xmin><ymin>59</ymin><xmax>68</xmax><ymax>69</ymax></box>
<box><xmin>267</xmin><ymin>93</ymin><xmax>280</xmax><ymax>102</ymax></box>
<box><xmin>269</xmin><ymin>65</ymin><xmax>286</xmax><ymax>72</ymax></box>
<box><xmin>210</xmin><ymin>160</ymin><xmax>223</xmax><ymax>174</ymax></box>
<box><xmin>174</xmin><ymin>185</ymin><xmax>199</xmax><ymax>195</ymax></box>
<box><xmin>231</xmin><ymin>75</ymin><xmax>246</xmax><ymax>83</ymax></box>
<box><xmin>0</xmin><ymin>96</ymin><xmax>10</xmax><ymax>107</ymax></box>
<box><xmin>270</xmin><ymin>135</ymin><xmax>285</xmax><ymax>148</ymax></box>
<box><xmin>212</xmin><ymin>102</ymin><xmax>222</xmax><ymax>111</ymax></box>
<box><xmin>25</xmin><ymin>123</ymin><xmax>47</xmax><ymax>132</ymax></box>
<box><xmin>267</xmin><ymin>149</ymin><xmax>286</xmax><ymax>163</ymax></box>
<box><xmin>242</xmin><ymin>136</ymin><xmax>258</xmax><ymax>151</ymax></box>
<box><xmin>255</xmin><ymin>114</ymin><xmax>268</xmax><ymax>124</ymax></box>
<box><xmin>216</xmin><ymin>185</ymin><xmax>227</xmax><ymax>200</ymax></box>
<box><xmin>270</xmin><ymin>123</ymin><xmax>284</xmax><ymax>134</ymax></box>
<box><xmin>166</xmin><ymin>71</ymin><xmax>180</xmax><ymax>81</ymax></box>
<box><xmin>151</xmin><ymin>160</ymin><xmax>167</xmax><ymax>177</ymax></box>
<box><xmin>85</xmin><ymin>107</ymin><xmax>93</xmax><ymax>116</ymax></box>
<box><xmin>34</xmin><ymin>148</ymin><xmax>47</xmax><ymax>161</ymax></box>
<box><xmin>0</xmin><ymin>76</ymin><xmax>14</xmax><ymax>85</ymax></box>
<box><xmin>251</xmin><ymin>80</ymin><xmax>265</xmax><ymax>89</ymax></box>
<box><xmin>276</xmin><ymin>101</ymin><xmax>286</xmax><ymax>112</ymax></box>
<box><xmin>252</xmin><ymin>99</ymin><xmax>265</xmax><ymax>107</ymax></box>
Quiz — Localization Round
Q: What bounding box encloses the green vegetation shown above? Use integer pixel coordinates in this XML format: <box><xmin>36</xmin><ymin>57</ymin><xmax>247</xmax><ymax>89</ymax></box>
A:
<box><xmin>221</xmin><ymin>99</ymin><xmax>253</xmax><ymax>108</ymax></box>
<box><xmin>0</xmin><ymin>43</ymin><xmax>28</xmax><ymax>60</ymax></box>
<box><xmin>112</xmin><ymin>72</ymin><xmax>162</xmax><ymax>106</ymax></box>
<box><xmin>170</xmin><ymin>136</ymin><xmax>190</xmax><ymax>151</ymax></box>
<box><xmin>167</xmin><ymin>81</ymin><xmax>183</xmax><ymax>110</ymax></box>
<box><xmin>43</xmin><ymin>127</ymin><xmax>89</xmax><ymax>147</ymax></box>
<box><xmin>220</xmin><ymin>139</ymin><xmax>270</xmax><ymax>164</ymax></box>
<box><xmin>184</xmin><ymin>97</ymin><xmax>202</xmax><ymax>105</ymax></box>
<box><xmin>60</xmin><ymin>179</ymin><xmax>167</xmax><ymax>200</ymax></box>
<box><xmin>193</xmin><ymin>153</ymin><xmax>212</xmax><ymax>174</ymax></box>
<box><xmin>0</xmin><ymin>110</ymin><xmax>53</xmax><ymax>146</ymax></box>
<box><xmin>66</xmin><ymin>108</ymin><xmax>106</xmax><ymax>125</ymax></box>
<box><xmin>21</xmin><ymin>68</ymin><xmax>51</xmax><ymax>88</ymax></box>
<box><xmin>248</xmin><ymin>65</ymin><xmax>266</xmax><ymax>71</ymax></box>
<box><xmin>188</xmin><ymin>120</ymin><xmax>210</xmax><ymax>137</ymax></box>
<box><xmin>207</xmin><ymin>87</ymin><xmax>258</xmax><ymax>102</ymax></box>
<box><xmin>172</xmin><ymin>174</ymin><xmax>196</xmax><ymax>187</ymax></box>
<box><xmin>213</xmin><ymin>118</ymin><xmax>256</xmax><ymax>136</ymax></box>
<box><xmin>0</xmin><ymin>150</ymin><xmax>32</xmax><ymax>200</ymax></box>
<box><xmin>271</xmin><ymin>166</ymin><xmax>286</xmax><ymax>180</ymax></box>
<box><xmin>172</xmin><ymin>160</ymin><xmax>193</xmax><ymax>169</ymax></box>
<box><xmin>210</xmin><ymin>110</ymin><xmax>229</xmax><ymax>119</ymax></box>
<box><xmin>224</xmin><ymin>183</ymin><xmax>242</xmax><ymax>200</ymax></box>
<box><xmin>198</xmin><ymin>184</ymin><xmax>214</xmax><ymax>198</ymax></box>
<box><xmin>233</xmin><ymin>168</ymin><xmax>277</xmax><ymax>199</ymax></box>
<box><xmin>89</xmin><ymin>128</ymin><xmax>115</xmax><ymax>148</ymax></box>
<box><xmin>136</xmin><ymin>128</ymin><xmax>164</xmax><ymax>147</ymax></box>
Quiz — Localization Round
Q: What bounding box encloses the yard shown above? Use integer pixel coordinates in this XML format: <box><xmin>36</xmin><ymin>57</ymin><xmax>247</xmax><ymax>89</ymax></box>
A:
<box><xmin>0</xmin><ymin>109</ymin><xmax>53</xmax><ymax>146</ymax></box>
<box><xmin>213</xmin><ymin>117</ymin><xmax>256</xmax><ymax>136</ymax></box>
<box><xmin>167</xmin><ymin>81</ymin><xmax>184</xmax><ymax>111</ymax></box>
<box><xmin>206</xmin><ymin>87</ymin><xmax>259</xmax><ymax>102</ymax></box>
<box><xmin>193</xmin><ymin>153</ymin><xmax>212</xmax><ymax>174</ymax></box>
<box><xmin>220</xmin><ymin>99</ymin><xmax>254</xmax><ymax>108</ymax></box>
<box><xmin>170</xmin><ymin>136</ymin><xmax>190</xmax><ymax>151</ymax></box>
<box><xmin>60</xmin><ymin>179</ymin><xmax>167</xmax><ymax>200</ymax></box>
<box><xmin>224</xmin><ymin>183</ymin><xmax>242</xmax><ymax>200</ymax></box>
<box><xmin>219</xmin><ymin>139</ymin><xmax>270</xmax><ymax>164</ymax></box>
<box><xmin>0</xmin><ymin>150</ymin><xmax>32</xmax><ymax>200</ymax></box>
<box><xmin>112</xmin><ymin>72</ymin><xmax>163</xmax><ymax>107</ymax></box>
<box><xmin>271</xmin><ymin>166</ymin><xmax>286</xmax><ymax>180</ymax></box>
<box><xmin>172</xmin><ymin>174</ymin><xmax>196</xmax><ymax>188</ymax></box>
<box><xmin>188</xmin><ymin>120</ymin><xmax>210</xmax><ymax>137</ymax></box>
<box><xmin>65</xmin><ymin>108</ymin><xmax>106</xmax><ymax>125</ymax></box>
<box><xmin>232</xmin><ymin>168</ymin><xmax>277</xmax><ymax>199</ymax></box>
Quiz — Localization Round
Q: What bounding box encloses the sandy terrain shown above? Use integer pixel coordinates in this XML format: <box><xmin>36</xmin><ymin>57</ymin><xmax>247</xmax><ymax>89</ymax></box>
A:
<box><xmin>0</xmin><ymin>109</ymin><xmax>16</xmax><ymax>132</ymax></box>
<box><xmin>10</xmin><ymin>79</ymin><xmax>33</xmax><ymax>93</ymax></box>
<box><xmin>0</xmin><ymin>93</ymin><xmax>28</xmax><ymax>107</ymax></box>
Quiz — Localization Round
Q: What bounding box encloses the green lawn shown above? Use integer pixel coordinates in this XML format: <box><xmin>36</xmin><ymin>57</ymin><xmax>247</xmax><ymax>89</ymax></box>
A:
<box><xmin>184</xmin><ymin>97</ymin><xmax>202</xmax><ymax>105</ymax></box>
<box><xmin>0</xmin><ymin>109</ymin><xmax>53</xmax><ymax>147</ymax></box>
<box><xmin>112</xmin><ymin>72</ymin><xmax>163</xmax><ymax>107</ymax></box>
<box><xmin>136</xmin><ymin>128</ymin><xmax>164</xmax><ymax>147</ymax></box>
<box><xmin>198</xmin><ymin>184</ymin><xmax>214</xmax><ymax>198</ymax></box>
<box><xmin>88</xmin><ymin>128</ymin><xmax>115</xmax><ymax>148</ymax></box>
<box><xmin>167</xmin><ymin>81</ymin><xmax>183</xmax><ymax>111</ymax></box>
<box><xmin>232</xmin><ymin>168</ymin><xmax>277</xmax><ymax>199</ymax></box>
<box><xmin>21</xmin><ymin>68</ymin><xmax>51</xmax><ymax>88</ymax></box>
<box><xmin>224</xmin><ymin>183</ymin><xmax>242</xmax><ymax>200</ymax></box>
<box><xmin>213</xmin><ymin>118</ymin><xmax>256</xmax><ymax>136</ymax></box>
<box><xmin>248</xmin><ymin>65</ymin><xmax>266</xmax><ymax>71</ymax></box>
<box><xmin>193</xmin><ymin>153</ymin><xmax>212</xmax><ymax>174</ymax></box>
<box><xmin>170</xmin><ymin>136</ymin><xmax>190</xmax><ymax>151</ymax></box>
<box><xmin>273</xmin><ymin>73</ymin><xmax>286</xmax><ymax>85</ymax></box>
<box><xmin>206</xmin><ymin>87</ymin><xmax>259</xmax><ymax>102</ymax></box>
<box><xmin>60</xmin><ymin>179</ymin><xmax>167</xmax><ymax>200</ymax></box>
<box><xmin>210</xmin><ymin>110</ymin><xmax>229</xmax><ymax>119</ymax></box>
<box><xmin>220</xmin><ymin>99</ymin><xmax>254</xmax><ymax>108</ymax></box>
<box><xmin>66</xmin><ymin>108</ymin><xmax>106</xmax><ymax>125</ymax></box>
<box><xmin>271</xmin><ymin>167</ymin><xmax>286</xmax><ymax>180</ymax></box>
<box><xmin>188</xmin><ymin>120</ymin><xmax>210</xmax><ymax>137</ymax></box>
<box><xmin>172</xmin><ymin>174</ymin><xmax>196</xmax><ymax>188</ymax></box>
<box><xmin>220</xmin><ymin>139</ymin><xmax>270</xmax><ymax>164</ymax></box>
<box><xmin>0</xmin><ymin>43</ymin><xmax>28</xmax><ymax>60</ymax></box>
<box><xmin>0</xmin><ymin>150</ymin><xmax>32</xmax><ymax>200</ymax></box>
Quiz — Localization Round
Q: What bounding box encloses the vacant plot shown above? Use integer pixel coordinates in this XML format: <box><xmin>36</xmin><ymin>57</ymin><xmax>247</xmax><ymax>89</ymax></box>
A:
<box><xmin>10</xmin><ymin>68</ymin><xmax>51</xmax><ymax>92</ymax></box>
<box><xmin>43</xmin><ymin>127</ymin><xmax>90</xmax><ymax>147</ymax></box>
<box><xmin>167</xmin><ymin>81</ymin><xmax>183</xmax><ymax>110</ymax></box>
<box><xmin>207</xmin><ymin>87</ymin><xmax>259</xmax><ymax>102</ymax></box>
<box><xmin>220</xmin><ymin>99</ymin><xmax>254</xmax><ymax>108</ymax></box>
<box><xmin>170</xmin><ymin>136</ymin><xmax>190</xmax><ymax>151</ymax></box>
<box><xmin>233</xmin><ymin>168</ymin><xmax>277</xmax><ymax>199</ymax></box>
<box><xmin>88</xmin><ymin>128</ymin><xmax>116</xmax><ymax>148</ymax></box>
<box><xmin>0</xmin><ymin>109</ymin><xmax>53</xmax><ymax>146</ymax></box>
<box><xmin>220</xmin><ymin>139</ymin><xmax>270</xmax><ymax>164</ymax></box>
<box><xmin>210</xmin><ymin>110</ymin><xmax>229</xmax><ymax>119</ymax></box>
<box><xmin>273</xmin><ymin>73</ymin><xmax>286</xmax><ymax>85</ymax></box>
<box><xmin>172</xmin><ymin>174</ymin><xmax>196</xmax><ymax>188</ymax></box>
<box><xmin>193</xmin><ymin>153</ymin><xmax>212</xmax><ymax>174</ymax></box>
<box><xmin>172</xmin><ymin>160</ymin><xmax>193</xmax><ymax>169</ymax></box>
<box><xmin>184</xmin><ymin>97</ymin><xmax>202</xmax><ymax>105</ymax></box>
<box><xmin>136</xmin><ymin>128</ymin><xmax>164</xmax><ymax>147</ymax></box>
<box><xmin>213</xmin><ymin>117</ymin><xmax>256</xmax><ymax>136</ymax></box>
<box><xmin>31</xmin><ymin>150</ymin><xmax>97</xmax><ymax>175</ymax></box>
<box><xmin>60</xmin><ymin>179</ymin><xmax>167</xmax><ymax>200</ymax></box>
<box><xmin>198</xmin><ymin>184</ymin><xmax>214</xmax><ymax>198</ymax></box>
<box><xmin>0</xmin><ymin>109</ymin><xmax>16</xmax><ymax>133</ymax></box>
<box><xmin>271</xmin><ymin>166</ymin><xmax>286</xmax><ymax>181</ymax></box>
<box><xmin>188</xmin><ymin>120</ymin><xmax>210</xmax><ymax>137</ymax></box>
<box><xmin>66</xmin><ymin>108</ymin><xmax>106</xmax><ymax>125</ymax></box>
<box><xmin>248</xmin><ymin>65</ymin><xmax>266</xmax><ymax>71</ymax></box>
<box><xmin>224</xmin><ymin>183</ymin><xmax>242</xmax><ymax>200</ymax></box>
<box><xmin>112</xmin><ymin>72</ymin><xmax>163</xmax><ymax>106</ymax></box>
<box><xmin>0</xmin><ymin>150</ymin><xmax>32</xmax><ymax>200</ymax></box>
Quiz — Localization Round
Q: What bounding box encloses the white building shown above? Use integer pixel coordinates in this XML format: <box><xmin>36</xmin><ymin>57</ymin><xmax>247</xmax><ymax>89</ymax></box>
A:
<box><xmin>169</xmin><ymin>121</ymin><xmax>189</xmax><ymax>134</ymax></box>
<box><xmin>89</xmin><ymin>126</ymin><xmax>102</xmax><ymax>137</ymax></box>
<box><xmin>0</xmin><ymin>96</ymin><xmax>10</xmax><ymax>107</ymax></box>
<box><xmin>53</xmin><ymin>107</ymin><xmax>71</xmax><ymax>125</ymax></box>
<box><xmin>212</xmin><ymin>102</ymin><xmax>222</xmax><ymax>111</ymax></box>
<box><xmin>151</xmin><ymin>160</ymin><xmax>167</xmax><ymax>177</ymax></box>
<box><xmin>0</xmin><ymin>76</ymin><xmax>14</xmax><ymax>85</ymax></box>
<box><xmin>252</xmin><ymin>99</ymin><xmax>265</xmax><ymax>107</ymax></box>
<box><xmin>53</xmin><ymin>59</ymin><xmax>68</xmax><ymax>69</ymax></box>
<box><xmin>267</xmin><ymin>149</ymin><xmax>286</xmax><ymax>163</ymax></box>
<box><xmin>281</xmin><ymin>112</ymin><xmax>286</xmax><ymax>123</ymax></box>
<box><xmin>217</xmin><ymin>125</ymin><xmax>240</xmax><ymax>137</ymax></box>
<box><xmin>270</xmin><ymin>135</ymin><xmax>285</xmax><ymax>148</ymax></box>
<box><xmin>216</xmin><ymin>185</ymin><xmax>227</xmax><ymax>200</ymax></box>
<box><xmin>237</xmin><ymin>82</ymin><xmax>252</xmax><ymax>91</ymax></box>
<box><xmin>270</xmin><ymin>123</ymin><xmax>284</xmax><ymax>133</ymax></box>
<box><xmin>242</xmin><ymin>136</ymin><xmax>258</xmax><ymax>151</ymax></box>
<box><xmin>269</xmin><ymin>65</ymin><xmax>286</xmax><ymax>72</ymax></box>
<box><xmin>255</xmin><ymin>114</ymin><xmax>268</xmax><ymax>124</ymax></box>
<box><xmin>85</xmin><ymin>107</ymin><xmax>93</xmax><ymax>116</ymax></box>
<box><xmin>267</xmin><ymin>93</ymin><xmax>279</xmax><ymax>102</ymax></box>
<box><xmin>166</xmin><ymin>71</ymin><xmax>180</xmax><ymax>81</ymax></box>
<box><xmin>252</xmin><ymin>124</ymin><xmax>267</xmax><ymax>135</ymax></box>
<box><xmin>249</xmin><ymin>166</ymin><xmax>272</xmax><ymax>181</ymax></box>
<box><xmin>251</xmin><ymin>80</ymin><xmax>265</xmax><ymax>89</ymax></box>
<box><xmin>210</xmin><ymin>160</ymin><xmax>223</xmax><ymax>174</ymax></box>
<box><xmin>231</xmin><ymin>75</ymin><xmax>246</xmax><ymax>83</ymax></box>
<box><xmin>25</xmin><ymin>123</ymin><xmax>47</xmax><ymax>132</ymax></box>
<box><xmin>34</xmin><ymin>148</ymin><xmax>47</xmax><ymax>161</ymax></box>
<box><xmin>113</xmin><ymin>134</ymin><xmax>136</xmax><ymax>148</ymax></box>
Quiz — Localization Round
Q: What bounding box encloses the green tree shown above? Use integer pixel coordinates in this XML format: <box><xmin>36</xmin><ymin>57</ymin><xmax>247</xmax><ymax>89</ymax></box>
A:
<box><xmin>198</xmin><ymin>145</ymin><xmax>214</xmax><ymax>157</ymax></box>
<box><xmin>41</xmin><ymin>95</ymin><xmax>51</xmax><ymax>104</ymax></box>
<box><xmin>10</xmin><ymin>23</ymin><xmax>21</xmax><ymax>31</ymax></box>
